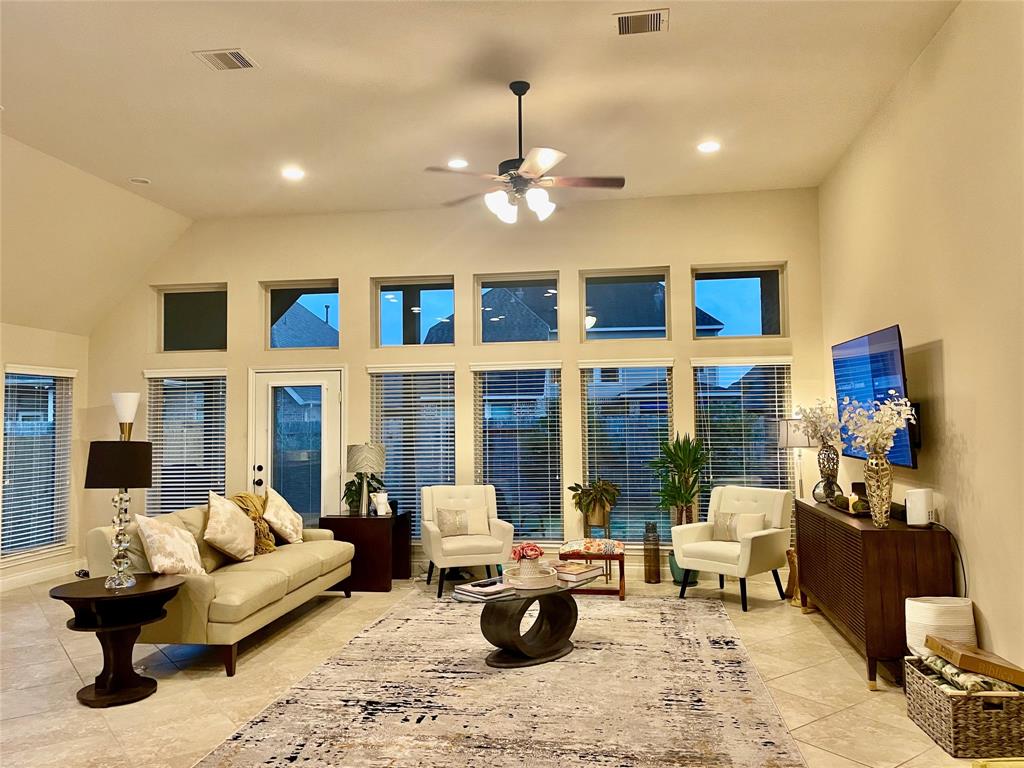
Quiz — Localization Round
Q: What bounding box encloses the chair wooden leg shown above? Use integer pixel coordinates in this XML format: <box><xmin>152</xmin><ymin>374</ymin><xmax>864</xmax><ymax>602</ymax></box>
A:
<box><xmin>772</xmin><ymin>569</ymin><xmax>785</xmax><ymax>600</ymax></box>
<box><xmin>719</xmin><ymin>574</ymin><xmax>725</xmax><ymax>589</ymax></box>
<box><xmin>678</xmin><ymin>570</ymin><xmax>691</xmax><ymax>599</ymax></box>
<box><xmin>223</xmin><ymin>643</ymin><xmax>237</xmax><ymax>677</ymax></box>
<box><xmin>618</xmin><ymin>555</ymin><xmax>625</xmax><ymax>601</ymax></box>
<box><xmin>436</xmin><ymin>567</ymin><xmax>446</xmax><ymax>599</ymax></box>
<box><xmin>485</xmin><ymin>565</ymin><xmax>492</xmax><ymax>579</ymax></box>
<box><xmin>740</xmin><ymin>578</ymin><xmax>748</xmax><ymax>612</ymax></box>
<box><xmin>426</xmin><ymin>561</ymin><xmax>434</xmax><ymax>585</ymax></box>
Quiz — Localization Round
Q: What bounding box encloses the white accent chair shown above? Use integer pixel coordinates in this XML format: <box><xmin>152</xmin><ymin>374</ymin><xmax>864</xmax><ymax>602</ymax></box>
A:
<box><xmin>671</xmin><ymin>485</ymin><xmax>793</xmax><ymax>611</ymax></box>
<box><xmin>421</xmin><ymin>485</ymin><xmax>515</xmax><ymax>598</ymax></box>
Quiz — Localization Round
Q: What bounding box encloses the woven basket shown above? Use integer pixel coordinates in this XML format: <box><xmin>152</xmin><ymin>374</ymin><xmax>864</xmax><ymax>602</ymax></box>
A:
<box><xmin>905</xmin><ymin>657</ymin><xmax>1024</xmax><ymax>758</ymax></box>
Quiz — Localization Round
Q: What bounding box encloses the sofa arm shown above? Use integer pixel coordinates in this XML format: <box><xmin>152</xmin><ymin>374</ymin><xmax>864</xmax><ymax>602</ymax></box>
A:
<box><xmin>421</xmin><ymin>521</ymin><xmax>442</xmax><ymax>563</ymax></box>
<box><xmin>671</xmin><ymin>522</ymin><xmax>712</xmax><ymax>560</ymax></box>
<box><xmin>488</xmin><ymin>518</ymin><xmax>515</xmax><ymax>561</ymax></box>
<box><xmin>303</xmin><ymin>528</ymin><xmax>334</xmax><ymax>542</ymax></box>
<box><xmin>738</xmin><ymin>527</ymin><xmax>790</xmax><ymax>577</ymax></box>
<box><xmin>139</xmin><ymin>572</ymin><xmax>216</xmax><ymax>645</ymax></box>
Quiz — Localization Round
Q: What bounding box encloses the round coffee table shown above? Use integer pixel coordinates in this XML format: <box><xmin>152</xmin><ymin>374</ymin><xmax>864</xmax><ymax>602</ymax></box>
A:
<box><xmin>50</xmin><ymin>573</ymin><xmax>183</xmax><ymax>707</ymax></box>
<box><xmin>454</xmin><ymin>577</ymin><xmax>596</xmax><ymax>669</ymax></box>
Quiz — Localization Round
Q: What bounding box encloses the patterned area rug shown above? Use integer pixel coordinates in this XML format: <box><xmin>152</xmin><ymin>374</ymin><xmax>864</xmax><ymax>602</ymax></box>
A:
<box><xmin>198</xmin><ymin>595</ymin><xmax>805</xmax><ymax>767</ymax></box>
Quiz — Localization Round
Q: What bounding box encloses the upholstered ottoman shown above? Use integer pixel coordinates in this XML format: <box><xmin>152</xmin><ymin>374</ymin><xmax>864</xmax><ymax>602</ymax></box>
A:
<box><xmin>558</xmin><ymin>538</ymin><xmax>626</xmax><ymax>601</ymax></box>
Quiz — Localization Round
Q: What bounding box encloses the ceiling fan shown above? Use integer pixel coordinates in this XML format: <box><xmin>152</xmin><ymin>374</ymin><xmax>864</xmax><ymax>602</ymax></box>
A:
<box><xmin>425</xmin><ymin>81</ymin><xmax>626</xmax><ymax>223</ymax></box>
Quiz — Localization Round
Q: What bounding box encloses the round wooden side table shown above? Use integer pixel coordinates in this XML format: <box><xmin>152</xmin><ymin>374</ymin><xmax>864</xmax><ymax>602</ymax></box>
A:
<box><xmin>49</xmin><ymin>573</ymin><xmax>183</xmax><ymax>707</ymax></box>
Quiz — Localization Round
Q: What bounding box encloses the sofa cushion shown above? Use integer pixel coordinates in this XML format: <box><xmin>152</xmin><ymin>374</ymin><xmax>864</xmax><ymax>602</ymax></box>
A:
<box><xmin>440</xmin><ymin>534</ymin><xmax>503</xmax><ymax>557</ymax></box>
<box><xmin>215</xmin><ymin>546</ymin><xmax>322</xmax><ymax>591</ymax></box>
<box><xmin>681</xmin><ymin>540</ymin><xmax>741</xmax><ymax>565</ymax></box>
<box><xmin>169</xmin><ymin>505</ymin><xmax>229</xmax><ymax>573</ymax></box>
<box><xmin>205</xmin><ymin>491</ymin><xmax>256</xmax><ymax>562</ymax></box>
<box><xmin>298</xmin><ymin>540</ymin><xmax>355</xmax><ymax>575</ymax></box>
<box><xmin>209</xmin><ymin>569</ymin><xmax>288</xmax><ymax>623</ymax></box>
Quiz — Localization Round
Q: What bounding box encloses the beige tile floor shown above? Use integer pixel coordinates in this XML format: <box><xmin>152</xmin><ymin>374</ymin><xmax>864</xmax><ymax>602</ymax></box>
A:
<box><xmin>0</xmin><ymin>570</ymin><xmax>971</xmax><ymax>768</ymax></box>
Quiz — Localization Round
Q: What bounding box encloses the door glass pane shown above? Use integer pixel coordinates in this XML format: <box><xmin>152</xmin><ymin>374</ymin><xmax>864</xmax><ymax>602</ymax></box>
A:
<box><xmin>272</xmin><ymin>385</ymin><xmax>322</xmax><ymax>525</ymax></box>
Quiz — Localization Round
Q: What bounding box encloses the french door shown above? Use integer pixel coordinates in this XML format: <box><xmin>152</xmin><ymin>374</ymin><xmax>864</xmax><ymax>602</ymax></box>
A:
<box><xmin>250</xmin><ymin>370</ymin><xmax>342</xmax><ymax>523</ymax></box>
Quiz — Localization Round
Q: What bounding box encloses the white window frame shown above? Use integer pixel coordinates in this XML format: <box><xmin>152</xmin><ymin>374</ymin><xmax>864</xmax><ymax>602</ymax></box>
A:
<box><xmin>262</xmin><ymin>279</ymin><xmax>340</xmax><ymax>351</ymax></box>
<box><xmin>579</xmin><ymin>267</ymin><xmax>671</xmax><ymax>343</ymax></box>
<box><xmin>475</xmin><ymin>271</ymin><xmax>560</xmax><ymax>345</ymax></box>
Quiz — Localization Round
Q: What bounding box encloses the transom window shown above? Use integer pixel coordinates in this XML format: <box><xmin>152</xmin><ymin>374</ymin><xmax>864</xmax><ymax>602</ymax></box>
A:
<box><xmin>161</xmin><ymin>287</ymin><xmax>228</xmax><ymax>351</ymax></box>
<box><xmin>378</xmin><ymin>279</ymin><xmax>455</xmax><ymax>346</ymax></box>
<box><xmin>692</xmin><ymin>267</ymin><xmax>783</xmax><ymax>337</ymax></box>
<box><xmin>268</xmin><ymin>282</ymin><xmax>339</xmax><ymax>349</ymax></box>
<box><xmin>583</xmin><ymin>272</ymin><xmax>668</xmax><ymax>340</ymax></box>
<box><xmin>479</xmin><ymin>276</ymin><xmax>558</xmax><ymax>343</ymax></box>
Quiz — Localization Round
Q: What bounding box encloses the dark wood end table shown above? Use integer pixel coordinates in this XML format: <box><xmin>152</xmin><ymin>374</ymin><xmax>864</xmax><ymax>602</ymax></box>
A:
<box><xmin>318</xmin><ymin>504</ymin><xmax>410</xmax><ymax>592</ymax></box>
<box><xmin>50</xmin><ymin>573</ymin><xmax>183</xmax><ymax>707</ymax></box>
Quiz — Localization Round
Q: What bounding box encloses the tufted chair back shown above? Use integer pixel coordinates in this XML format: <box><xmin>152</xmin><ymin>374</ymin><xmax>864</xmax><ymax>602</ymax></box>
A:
<box><xmin>707</xmin><ymin>485</ymin><xmax>793</xmax><ymax>530</ymax></box>
<box><xmin>421</xmin><ymin>485</ymin><xmax>498</xmax><ymax>524</ymax></box>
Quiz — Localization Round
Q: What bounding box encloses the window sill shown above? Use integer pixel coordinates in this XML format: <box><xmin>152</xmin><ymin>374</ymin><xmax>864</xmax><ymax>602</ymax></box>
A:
<box><xmin>0</xmin><ymin>543</ymin><xmax>75</xmax><ymax>570</ymax></box>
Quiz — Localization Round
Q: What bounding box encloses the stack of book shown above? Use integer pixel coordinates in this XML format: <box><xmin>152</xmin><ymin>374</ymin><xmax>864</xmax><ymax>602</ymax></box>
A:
<box><xmin>552</xmin><ymin>562</ymin><xmax>604</xmax><ymax>582</ymax></box>
<box><xmin>453</xmin><ymin>577</ymin><xmax>516</xmax><ymax>602</ymax></box>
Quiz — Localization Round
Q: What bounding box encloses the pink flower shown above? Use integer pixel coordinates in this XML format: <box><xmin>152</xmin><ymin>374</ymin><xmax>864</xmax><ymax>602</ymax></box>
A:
<box><xmin>511</xmin><ymin>541</ymin><xmax>544</xmax><ymax>561</ymax></box>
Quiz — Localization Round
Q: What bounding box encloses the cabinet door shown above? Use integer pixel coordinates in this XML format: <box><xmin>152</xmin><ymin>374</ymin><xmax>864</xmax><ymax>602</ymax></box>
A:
<box><xmin>826</xmin><ymin>522</ymin><xmax>866</xmax><ymax>642</ymax></box>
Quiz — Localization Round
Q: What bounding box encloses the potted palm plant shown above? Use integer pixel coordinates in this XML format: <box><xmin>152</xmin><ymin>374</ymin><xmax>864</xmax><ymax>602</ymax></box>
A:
<box><xmin>567</xmin><ymin>478</ymin><xmax>620</xmax><ymax>531</ymax></box>
<box><xmin>650</xmin><ymin>433</ymin><xmax>710</xmax><ymax>585</ymax></box>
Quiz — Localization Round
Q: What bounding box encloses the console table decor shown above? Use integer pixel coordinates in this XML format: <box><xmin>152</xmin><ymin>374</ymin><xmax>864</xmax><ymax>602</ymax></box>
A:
<box><xmin>50</xmin><ymin>573</ymin><xmax>184</xmax><ymax>707</ymax></box>
<box><xmin>795</xmin><ymin>499</ymin><xmax>955</xmax><ymax>689</ymax></box>
<box><xmin>318</xmin><ymin>503</ymin><xmax>410</xmax><ymax>592</ymax></box>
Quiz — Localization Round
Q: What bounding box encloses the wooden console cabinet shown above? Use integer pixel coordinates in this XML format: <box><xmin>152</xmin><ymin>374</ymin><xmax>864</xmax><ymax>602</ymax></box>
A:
<box><xmin>318</xmin><ymin>505</ymin><xmax>411</xmax><ymax>592</ymax></box>
<box><xmin>795</xmin><ymin>499</ymin><xmax>955</xmax><ymax>688</ymax></box>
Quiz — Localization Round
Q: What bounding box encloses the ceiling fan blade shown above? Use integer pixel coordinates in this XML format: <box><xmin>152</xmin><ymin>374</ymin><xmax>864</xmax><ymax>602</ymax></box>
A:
<box><xmin>517</xmin><ymin>147</ymin><xmax>566</xmax><ymax>178</ymax></box>
<box><xmin>425</xmin><ymin>166</ymin><xmax>502</xmax><ymax>181</ymax></box>
<box><xmin>540</xmin><ymin>176</ymin><xmax>626</xmax><ymax>189</ymax></box>
<box><xmin>442</xmin><ymin>188</ymin><xmax>501</xmax><ymax>207</ymax></box>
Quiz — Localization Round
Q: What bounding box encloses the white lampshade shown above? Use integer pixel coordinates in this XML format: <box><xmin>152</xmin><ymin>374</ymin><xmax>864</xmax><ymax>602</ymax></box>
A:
<box><xmin>111</xmin><ymin>392</ymin><xmax>141</xmax><ymax>424</ymax></box>
<box><xmin>347</xmin><ymin>443</ymin><xmax>385</xmax><ymax>475</ymax></box>
<box><xmin>777</xmin><ymin>418</ymin><xmax>817</xmax><ymax>449</ymax></box>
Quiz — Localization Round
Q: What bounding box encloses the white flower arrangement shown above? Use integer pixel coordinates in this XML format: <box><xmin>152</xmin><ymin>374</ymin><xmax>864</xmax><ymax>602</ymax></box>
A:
<box><xmin>840</xmin><ymin>390</ymin><xmax>917</xmax><ymax>456</ymax></box>
<box><xmin>794</xmin><ymin>398</ymin><xmax>842</xmax><ymax>446</ymax></box>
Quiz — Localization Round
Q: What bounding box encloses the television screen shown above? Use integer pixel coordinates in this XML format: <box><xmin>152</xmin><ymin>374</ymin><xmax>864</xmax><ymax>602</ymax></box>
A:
<box><xmin>832</xmin><ymin>324</ymin><xmax>916</xmax><ymax>468</ymax></box>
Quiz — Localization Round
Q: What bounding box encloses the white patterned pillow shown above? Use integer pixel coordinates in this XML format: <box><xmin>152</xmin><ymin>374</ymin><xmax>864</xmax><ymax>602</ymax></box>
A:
<box><xmin>204</xmin><ymin>491</ymin><xmax>255</xmax><ymax>562</ymax></box>
<box><xmin>263</xmin><ymin>488</ymin><xmax>303</xmax><ymax>544</ymax></box>
<box><xmin>712</xmin><ymin>512</ymin><xmax>765</xmax><ymax>542</ymax></box>
<box><xmin>135</xmin><ymin>514</ymin><xmax>206</xmax><ymax>575</ymax></box>
<box><xmin>435</xmin><ymin>506</ymin><xmax>489</xmax><ymax>537</ymax></box>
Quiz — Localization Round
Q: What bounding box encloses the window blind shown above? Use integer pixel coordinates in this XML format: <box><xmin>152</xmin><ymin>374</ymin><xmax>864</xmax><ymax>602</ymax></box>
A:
<box><xmin>693</xmin><ymin>363</ymin><xmax>794</xmax><ymax>530</ymax></box>
<box><xmin>370</xmin><ymin>370</ymin><xmax>455</xmax><ymax>536</ymax></box>
<box><xmin>474</xmin><ymin>368</ymin><xmax>562</xmax><ymax>540</ymax></box>
<box><xmin>580</xmin><ymin>366</ymin><xmax>673</xmax><ymax>541</ymax></box>
<box><xmin>2</xmin><ymin>373</ymin><xmax>73</xmax><ymax>556</ymax></box>
<box><xmin>146</xmin><ymin>375</ymin><xmax>227</xmax><ymax>515</ymax></box>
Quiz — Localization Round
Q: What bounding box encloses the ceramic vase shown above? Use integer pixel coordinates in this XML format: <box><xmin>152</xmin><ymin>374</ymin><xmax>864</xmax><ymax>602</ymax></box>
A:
<box><xmin>813</xmin><ymin>444</ymin><xmax>841</xmax><ymax>502</ymax></box>
<box><xmin>863</xmin><ymin>452</ymin><xmax>894</xmax><ymax>528</ymax></box>
<box><xmin>518</xmin><ymin>558</ymin><xmax>541</xmax><ymax>577</ymax></box>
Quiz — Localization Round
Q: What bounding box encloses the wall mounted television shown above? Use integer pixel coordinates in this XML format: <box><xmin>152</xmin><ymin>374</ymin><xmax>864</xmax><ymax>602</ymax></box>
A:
<box><xmin>832</xmin><ymin>324</ymin><xmax>918</xmax><ymax>468</ymax></box>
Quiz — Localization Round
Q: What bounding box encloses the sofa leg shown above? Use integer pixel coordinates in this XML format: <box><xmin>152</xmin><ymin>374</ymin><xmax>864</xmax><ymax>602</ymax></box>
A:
<box><xmin>436</xmin><ymin>567</ymin><xmax>446</xmax><ymax>599</ymax></box>
<box><xmin>678</xmin><ymin>570</ymin><xmax>691</xmax><ymax>599</ymax></box>
<box><xmin>223</xmin><ymin>643</ymin><xmax>237</xmax><ymax>677</ymax></box>
<box><xmin>772</xmin><ymin>569</ymin><xmax>785</xmax><ymax>600</ymax></box>
<box><xmin>740</xmin><ymin>578</ymin><xmax>748</xmax><ymax>612</ymax></box>
<box><xmin>426</xmin><ymin>561</ymin><xmax>434</xmax><ymax>585</ymax></box>
<box><xmin>719</xmin><ymin>574</ymin><xmax>725</xmax><ymax>589</ymax></box>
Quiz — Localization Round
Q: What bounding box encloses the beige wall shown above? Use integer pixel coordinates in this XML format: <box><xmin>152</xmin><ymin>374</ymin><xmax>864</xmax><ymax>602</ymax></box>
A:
<box><xmin>819</xmin><ymin>1</ymin><xmax>1024</xmax><ymax>661</ymax></box>
<box><xmin>0</xmin><ymin>323</ymin><xmax>90</xmax><ymax>587</ymax></box>
<box><xmin>85</xmin><ymin>187</ymin><xmax>824</xmax><ymax>541</ymax></box>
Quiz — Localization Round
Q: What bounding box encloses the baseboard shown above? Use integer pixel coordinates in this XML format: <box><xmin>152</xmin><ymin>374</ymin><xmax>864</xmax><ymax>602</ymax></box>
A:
<box><xmin>0</xmin><ymin>556</ymin><xmax>85</xmax><ymax>592</ymax></box>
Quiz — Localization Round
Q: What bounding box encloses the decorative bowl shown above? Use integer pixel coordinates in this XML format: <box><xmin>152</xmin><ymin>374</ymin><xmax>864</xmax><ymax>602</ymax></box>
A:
<box><xmin>503</xmin><ymin>565</ymin><xmax>559</xmax><ymax>590</ymax></box>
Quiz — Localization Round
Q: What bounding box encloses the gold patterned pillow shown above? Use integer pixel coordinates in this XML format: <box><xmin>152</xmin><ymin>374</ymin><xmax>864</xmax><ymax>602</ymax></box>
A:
<box><xmin>231</xmin><ymin>492</ymin><xmax>276</xmax><ymax>555</ymax></box>
<box><xmin>712</xmin><ymin>511</ymin><xmax>765</xmax><ymax>542</ymax></box>
<box><xmin>204</xmin><ymin>491</ymin><xmax>256</xmax><ymax>561</ymax></box>
<box><xmin>436</xmin><ymin>506</ymin><xmax>489</xmax><ymax>537</ymax></box>
<box><xmin>135</xmin><ymin>514</ymin><xmax>206</xmax><ymax>575</ymax></box>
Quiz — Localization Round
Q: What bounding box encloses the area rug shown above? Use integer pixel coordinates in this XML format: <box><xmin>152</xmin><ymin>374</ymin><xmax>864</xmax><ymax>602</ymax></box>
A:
<box><xmin>197</xmin><ymin>595</ymin><xmax>805</xmax><ymax>767</ymax></box>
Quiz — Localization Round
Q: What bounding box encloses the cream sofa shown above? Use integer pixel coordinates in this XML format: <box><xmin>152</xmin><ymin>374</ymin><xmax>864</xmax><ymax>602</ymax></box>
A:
<box><xmin>85</xmin><ymin>504</ymin><xmax>354</xmax><ymax>675</ymax></box>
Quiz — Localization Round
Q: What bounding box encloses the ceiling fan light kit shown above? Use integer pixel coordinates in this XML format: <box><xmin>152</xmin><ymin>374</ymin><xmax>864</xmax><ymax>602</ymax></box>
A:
<box><xmin>426</xmin><ymin>81</ymin><xmax>625</xmax><ymax>222</ymax></box>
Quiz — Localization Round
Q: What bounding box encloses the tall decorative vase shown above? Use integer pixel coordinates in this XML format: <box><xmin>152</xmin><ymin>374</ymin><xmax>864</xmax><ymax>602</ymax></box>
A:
<box><xmin>812</xmin><ymin>444</ymin><xmax>841</xmax><ymax>502</ymax></box>
<box><xmin>863</xmin><ymin>452</ymin><xmax>894</xmax><ymax>528</ymax></box>
<box><xmin>643</xmin><ymin>522</ymin><xmax>661</xmax><ymax>584</ymax></box>
<box><xmin>518</xmin><ymin>558</ymin><xmax>541</xmax><ymax>578</ymax></box>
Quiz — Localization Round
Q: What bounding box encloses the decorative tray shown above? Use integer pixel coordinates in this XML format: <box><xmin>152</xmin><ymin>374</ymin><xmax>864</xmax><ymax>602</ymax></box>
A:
<box><xmin>503</xmin><ymin>565</ymin><xmax>559</xmax><ymax>590</ymax></box>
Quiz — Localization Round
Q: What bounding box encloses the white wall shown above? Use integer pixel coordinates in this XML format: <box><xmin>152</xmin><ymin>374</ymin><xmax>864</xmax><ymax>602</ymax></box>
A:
<box><xmin>819</xmin><ymin>1</ymin><xmax>1023</xmax><ymax>661</ymax></box>
<box><xmin>85</xmin><ymin>188</ymin><xmax>824</xmax><ymax>542</ymax></box>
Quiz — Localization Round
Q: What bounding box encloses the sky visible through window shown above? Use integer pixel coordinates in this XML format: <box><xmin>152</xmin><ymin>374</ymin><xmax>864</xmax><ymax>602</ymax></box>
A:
<box><xmin>296</xmin><ymin>293</ymin><xmax>339</xmax><ymax>330</ymax></box>
<box><xmin>380</xmin><ymin>288</ymin><xmax>454</xmax><ymax>345</ymax></box>
<box><xmin>694</xmin><ymin>277</ymin><xmax>762</xmax><ymax>336</ymax></box>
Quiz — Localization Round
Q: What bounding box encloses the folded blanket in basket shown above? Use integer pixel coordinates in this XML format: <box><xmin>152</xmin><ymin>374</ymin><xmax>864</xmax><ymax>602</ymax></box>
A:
<box><xmin>921</xmin><ymin>654</ymin><xmax>1022</xmax><ymax>694</ymax></box>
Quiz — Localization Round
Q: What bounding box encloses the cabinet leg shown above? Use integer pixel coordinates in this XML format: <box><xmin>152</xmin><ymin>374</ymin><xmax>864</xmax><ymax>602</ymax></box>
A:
<box><xmin>866</xmin><ymin>657</ymin><xmax>878</xmax><ymax>691</ymax></box>
<box><xmin>740</xmin><ymin>578</ymin><xmax>748</xmax><ymax>612</ymax></box>
<box><xmin>426</xmin><ymin>561</ymin><xmax>434</xmax><ymax>585</ymax></box>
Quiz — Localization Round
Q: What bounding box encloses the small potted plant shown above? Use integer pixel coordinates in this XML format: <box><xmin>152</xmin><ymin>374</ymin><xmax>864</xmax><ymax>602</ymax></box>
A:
<box><xmin>343</xmin><ymin>472</ymin><xmax>384</xmax><ymax>514</ymax></box>
<box><xmin>650</xmin><ymin>433</ymin><xmax>710</xmax><ymax>586</ymax></box>
<box><xmin>567</xmin><ymin>479</ymin><xmax>620</xmax><ymax>531</ymax></box>
<box><xmin>511</xmin><ymin>541</ymin><xmax>545</xmax><ymax>577</ymax></box>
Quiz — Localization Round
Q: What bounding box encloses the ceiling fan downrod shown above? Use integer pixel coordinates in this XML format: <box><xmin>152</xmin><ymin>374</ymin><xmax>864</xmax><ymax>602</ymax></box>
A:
<box><xmin>499</xmin><ymin>80</ymin><xmax>531</xmax><ymax>177</ymax></box>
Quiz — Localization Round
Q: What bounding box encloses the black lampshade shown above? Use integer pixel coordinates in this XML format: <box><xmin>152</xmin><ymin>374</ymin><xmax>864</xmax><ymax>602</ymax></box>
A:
<box><xmin>85</xmin><ymin>441</ymin><xmax>152</xmax><ymax>489</ymax></box>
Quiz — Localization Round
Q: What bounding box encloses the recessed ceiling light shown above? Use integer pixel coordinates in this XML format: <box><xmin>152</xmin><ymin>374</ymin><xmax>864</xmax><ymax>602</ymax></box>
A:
<box><xmin>697</xmin><ymin>140</ymin><xmax>721</xmax><ymax>154</ymax></box>
<box><xmin>281</xmin><ymin>164</ymin><xmax>306</xmax><ymax>181</ymax></box>
<box><xmin>447</xmin><ymin>158</ymin><xmax>469</xmax><ymax>169</ymax></box>
<box><xmin>128</xmin><ymin>177</ymin><xmax>151</xmax><ymax>185</ymax></box>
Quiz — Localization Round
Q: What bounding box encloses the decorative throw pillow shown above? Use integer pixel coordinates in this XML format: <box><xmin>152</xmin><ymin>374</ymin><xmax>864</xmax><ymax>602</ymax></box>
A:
<box><xmin>230</xmin><ymin>492</ymin><xmax>276</xmax><ymax>555</ymax></box>
<box><xmin>435</xmin><ymin>506</ymin><xmax>490</xmax><ymax>537</ymax></box>
<box><xmin>135</xmin><ymin>514</ymin><xmax>206</xmax><ymax>575</ymax></box>
<box><xmin>712</xmin><ymin>511</ymin><xmax>766</xmax><ymax>542</ymax></box>
<box><xmin>204</xmin><ymin>491</ymin><xmax>256</xmax><ymax>561</ymax></box>
<box><xmin>263</xmin><ymin>487</ymin><xmax>303</xmax><ymax>544</ymax></box>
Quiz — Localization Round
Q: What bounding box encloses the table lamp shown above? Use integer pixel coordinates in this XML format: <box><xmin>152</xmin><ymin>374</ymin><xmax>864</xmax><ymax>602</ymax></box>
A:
<box><xmin>85</xmin><ymin>392</ymin><xmax>152</xmax><ymax>589</ymax></box>
<box><xmin>777</xmin><ymin>418</ymin><xmax>817</xmax><ymax>499</ymax></box>
<box><xmin>346</xmin><ymin>443</ymin><xmax>385</xmax><ymax>516</ymax></box>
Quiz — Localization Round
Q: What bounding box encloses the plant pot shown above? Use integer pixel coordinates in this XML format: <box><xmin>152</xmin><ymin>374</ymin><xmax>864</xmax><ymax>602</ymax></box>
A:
<box><xmin>813</xmin><ymin>444</ymin><xmax>841</xmax><ymax>502</ymax></box>
<box><xmin>517</xmin><ymin>558</ymin><xmax>542</xmax><ymax>578</ymax></box>
<box><xmin>585</xmin><ymin>502</ymin><xmax>609</xmax><ymax>529</ymax></box>
<box><xmin>668</xmin><ymin>553</ymin><xmax>698</xmax><ymax>586</ymax></box>
<box><xmin>864</xmin><ymin>452</ymin><xmax>894</xmax><ymax>528</ymax></box>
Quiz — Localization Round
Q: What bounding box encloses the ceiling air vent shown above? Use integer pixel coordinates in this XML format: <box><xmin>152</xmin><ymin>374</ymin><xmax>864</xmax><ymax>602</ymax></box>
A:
<box><xmin>192</xmin><ymin>48</ymin><xmax>258</xmax><ymax>71</ymax></box>
<box><xmin>614</xmin><ymin>8</ymin><xmax>668</xmax><ymax>35</ymax></box>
